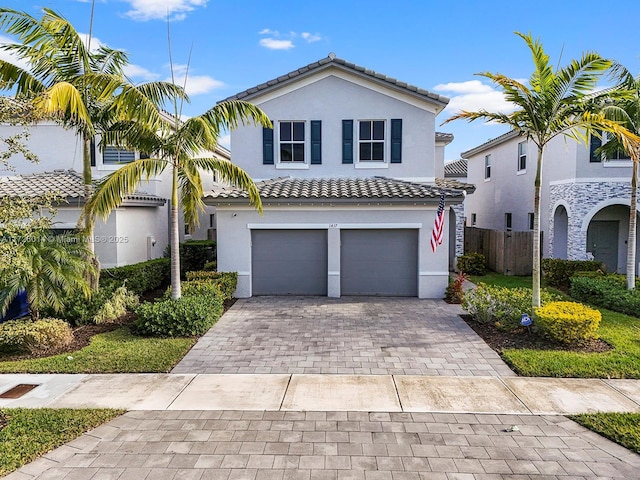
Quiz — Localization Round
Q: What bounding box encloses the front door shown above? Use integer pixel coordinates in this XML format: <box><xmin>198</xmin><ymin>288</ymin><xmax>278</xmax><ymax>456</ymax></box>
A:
<box><xmin>587</xmin><ymin>221</ymin><xmax>619</xmax><ymax>273</ymax></box>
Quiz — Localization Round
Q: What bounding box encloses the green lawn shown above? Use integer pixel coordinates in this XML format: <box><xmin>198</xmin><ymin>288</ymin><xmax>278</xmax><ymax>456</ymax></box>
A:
<box><xmin>0</xmin><ymin>408</ymin><xmax>124</xmax><ymax>476</ymax></box>
<box><xmin>570</xmin><ymin>413</ymin><xmax>640</xmax><ymax>454</ymax></box>
<box><xmin>469</xmin><ymin>272</ymin><xmax>533</xmax><ymax>289</ymax></box>
<box><xmin>0</xmin><ymin>327</ymin><xmax>195</xmax><ymax>373</ymax></box>
<box><xmin>468</xmin><ymin>273</ymin><xmax>640</xmax><ymax>378</ymax></box>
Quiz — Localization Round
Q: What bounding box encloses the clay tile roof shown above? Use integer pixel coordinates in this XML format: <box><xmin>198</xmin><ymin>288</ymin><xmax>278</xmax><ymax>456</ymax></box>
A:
<box><xmin>220</xmin><ymin>55</ymin><xmax>449</xmax><ymax>108</ymax></box>
<box><xmin>206</xmin><ymin>176</ymin><xmax>471</xmax><ymax>204</ymax></box>
<box><xmin>0</xmin><ymin>170</ymin><xmax>165</xmax><ymax>204</ymax></box>
<box><xmin>444</xmin><ymin>159</ymin><xmax>467</xmax><ymax>178</ymax></box>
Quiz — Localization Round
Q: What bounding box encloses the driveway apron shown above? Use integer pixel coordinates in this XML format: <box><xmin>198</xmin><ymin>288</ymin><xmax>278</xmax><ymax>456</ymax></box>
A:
<box><xmin>172</xmin><ymin>297</ymin><xmax>515</xmax><ymax>376</ymax></box>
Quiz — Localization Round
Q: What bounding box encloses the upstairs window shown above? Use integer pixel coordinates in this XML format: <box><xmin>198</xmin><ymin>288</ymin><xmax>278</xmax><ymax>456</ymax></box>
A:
<box><xmin>359</xmin><ymin>120</ymin><xmax>385</xmax><ymax>162</ymax></box>
<box><xmin>484</xmin><ymin>154</ymin><xmax>491</xmax><ymax>180</ymax></box>
<box><xmin>103</xmin><ymin>145</ymin><xmax>135</xmax><ymax>164</ymax></box>
<box><xmin>517</xmin><ymin>141</ymin><xmax>527</xmax><ymax>171</ymax></box>
<box><xmin>505</xmin><ymin>212</ymin><xmax>512</xmax><ymax>231</ymax></box>
<box><xmin>590</xmin><ymin>130</ymin><xmax>631</xmax><ymax>162</ymax></box>
<box><xmin>279</xmin><ymin>121</ymin><xmax>305</xmax><ymax>163</ymax></box>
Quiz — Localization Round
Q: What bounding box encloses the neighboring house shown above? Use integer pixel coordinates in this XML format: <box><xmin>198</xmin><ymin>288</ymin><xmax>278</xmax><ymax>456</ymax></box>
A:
<box><xmin>462</xmin><ymin>130</ymin><xmax>639</xmax><ymax>273</ymax></box>
<box><xmin>0</xmin><ymin>114</ymin><xmax>230</xmax><ymax>267</ymax></box>
<box><xmin>205</xmin><ymin>54</ymin><xmax>471</xmax><ymax>298</ymax></box>
<box><xmin>443</xmin><ymin>158</ymin><xmax>468</xmax><ymax>270</ymax></box>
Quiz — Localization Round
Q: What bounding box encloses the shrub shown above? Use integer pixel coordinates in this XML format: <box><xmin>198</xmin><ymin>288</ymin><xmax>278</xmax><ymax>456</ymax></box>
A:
<box><xmin>180</xmin><ymin>240</ymin><xmax>216</xmax><ymax>276</ymax></box>
<box><xmin>457</xmin><ymin>252</ymin><xmax>487</xmax><ymax>275</ymax></box>
<box><xmin>541</xmin><ymin>258</ymin><xmax>604</xmax><ymax>289</ymax></box>
<box><xmin>203</xmin><ymin>260</ymin><xmax>217</xmax><ymax>271</ymax></box>
<box><xmin>534</xmin><ymin>301</ymin><xmax>601</xmax><ymax>345</ymax></box>
<box><xmin>462</xmin><ymin>283</ymin><xmax>560</xmax><ymax>331</ymax></box>
<box><xmin>570</xmin><ymin>275</ymin><xmax>640</xmax><ymax>317</ymax></box>
<box><xmin>134</xmin><ymin>293</ymin><xmax>223</xmax><ymax>337</ymax></box>
<box><xmin>0</xmin><ymin>318</ymin><xmax>73</xmax><ymax>354</ymax></box>
<box><xmin>445</xmin><ymin>272</ymin><xmax>468</xmax><ymax>304</ymax></box>
<box><xmin>93</xmin><ymin>286</ymin><xmax>139</xmax><ymax>324</ymax></box>
<box><xmin>100</xmin><ymin>257</ymin><xmax>170</xmax><ymax>295</ymax></box>
<box><xmin>185</xmin><ymin>271</ymin><xmax>238</xmax><ymax>300</ymax></box>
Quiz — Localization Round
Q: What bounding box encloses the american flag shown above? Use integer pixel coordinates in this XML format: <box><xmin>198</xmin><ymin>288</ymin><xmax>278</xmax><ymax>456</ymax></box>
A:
<box><xmin>430</xmin><ymin>191</ymin><xmax>446</xmax><ymax>253</ymax></box>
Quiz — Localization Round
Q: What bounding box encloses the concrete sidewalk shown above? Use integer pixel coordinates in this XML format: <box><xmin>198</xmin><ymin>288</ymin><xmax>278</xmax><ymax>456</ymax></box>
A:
<box><xmin>2</xmin><ymin>373</ymin><xmax>640</xmax><ymax>415</ymax></box>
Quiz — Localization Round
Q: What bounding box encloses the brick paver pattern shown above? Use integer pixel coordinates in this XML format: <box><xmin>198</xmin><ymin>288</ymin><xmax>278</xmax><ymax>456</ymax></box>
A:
<box><xmin>11</xmin><ymin>410</ymin><xmax>640</xmax><ymax>479</ymax></box>
<box><xmin>172</xmin><ymin>297</ymin><xmax>515</xmax><ymax>376</ymax></box>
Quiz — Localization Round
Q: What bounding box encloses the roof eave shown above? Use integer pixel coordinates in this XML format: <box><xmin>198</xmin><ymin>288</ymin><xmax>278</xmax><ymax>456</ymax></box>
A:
<box><xmin>461</xmin><ymin>130</ymin><xmax>521</xmax><ymax>158</ymax></box>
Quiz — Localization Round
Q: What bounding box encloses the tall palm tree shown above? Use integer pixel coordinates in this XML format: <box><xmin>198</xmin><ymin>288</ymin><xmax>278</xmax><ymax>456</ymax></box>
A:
<box><xmin>84</xmin><ymin>100</ymin><xmax>271</xmax><ymax>299</ymax></box>
<box><xmin>443</xmin><ymin>32</ymin><xmax>639</xmax><ymax>308</ymax></box>
<box><xmin>597</xmin><ymin>68</ymin><xmax>640</xmax><ymax>289</ymax></box>
<box><xmin>0</xmin><ymin>7</ymin><xmax>183</xmax><ymax>272</ymax></box>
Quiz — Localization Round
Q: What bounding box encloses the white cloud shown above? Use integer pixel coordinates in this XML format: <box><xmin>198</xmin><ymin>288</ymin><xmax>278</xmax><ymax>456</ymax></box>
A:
<box><xmin>258</xmin><ymin>28</ymin><xmax>279</xmax><ymax>36</ymax></box>
<box><xmin>122</xmin><ymin>0</ymin><xmax>208</xmax><ymax>21</ymax></box>
<box><xmin>434</xmin><ymin>80</ymin><xmax>516</xmax><ymax>115</ymax></box>
<box><xmin>259</xmin><ymin>38</ymin><xmax>294</xmax><ymax>50</ymax></box>
<box><xmin>0</xmin><ymin>35</ymin><xmax>30</xmax><ymax>71</ymax></box>
<box><xmin>301</xmin><ymin>32</ymin><xmax>322</xmax><ymax>43</ymax></box>
<box><xmin>218</xmin><ymin>134</ymin><xmax>230</xmax><ymax>149</ymax></box>
<box><xmin>166</xmin><ymin>74</ymin><xmax>224</xmax><ymax>96</ymax></box>
<box><xmin>124</xmin><ymin>64</ymin><xmax>160</xmax><ymax>81</ymax></box>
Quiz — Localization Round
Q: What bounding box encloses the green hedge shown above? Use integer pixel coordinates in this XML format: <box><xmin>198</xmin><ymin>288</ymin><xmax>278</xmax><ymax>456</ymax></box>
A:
<box><xmin>457</xmin><ymin>252</ymin><xmax>487</xmax><ymax>275</ymax></box>
<box><xmin>100</xmin><ymin>257</ymin><xmax>170</xmax><ymax>295</ymax></box>
<box><xmin>570</xmin><ymin>275</ymin><xmax>640</xmax><ymax>318</ymax></box>
<box><xmin>185</xmin><ymin>271</ymin><xmax>238</xmax><ymax>300</ymax></box>
<box><xmin>541</xmin><ymin>258</ymin><xmax>604</xmax><ymax>289</ymax></box>
<box><xmin>180</xmin><ymin>240</ymin><xmax>216</xmax><ymax>276</ymax></box>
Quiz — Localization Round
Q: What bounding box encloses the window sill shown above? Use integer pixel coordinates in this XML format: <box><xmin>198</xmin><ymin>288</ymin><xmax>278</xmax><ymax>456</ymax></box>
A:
<box><xmin>355</xmin><ymin>162</ymin><xmax>389</xmax><ymax>169</ymax></box>
<box><xmin>517</xmin><ymin>169</ymin><xmax>527</xmax><ymax>175</ymax></box>
<box><xmin>484</xmin><ymin>178</ymin><xmax>491</xmax><ymax>182</ymax></box>
<box><xmin>603</xmin><ymin>160</ymin><xmax>633</xmax><ymax>168</ymax></box>
<box><xmin>275</xmin><ymin>163</ymin><xmax>310</xmax><ymax>170</ymax></box>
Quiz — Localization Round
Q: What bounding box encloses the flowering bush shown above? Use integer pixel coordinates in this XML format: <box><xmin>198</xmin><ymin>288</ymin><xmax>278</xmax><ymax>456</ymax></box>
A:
<box><xmin>0</xmin><ymin>318</ymin><xmax>73</xmax><ymax>354</ymax></box>
<box><xmin>534</xmin><ymin>301</ymin><xmax>601</xmax><ymax>345</ymax></box>
<box><xmin>462</xmin><ymin>283</ymin><xmax>560</xmax><ymax>331</ymax></box>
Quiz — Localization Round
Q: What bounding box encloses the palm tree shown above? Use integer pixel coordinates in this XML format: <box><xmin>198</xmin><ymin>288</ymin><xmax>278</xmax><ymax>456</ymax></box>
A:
<box><xmin>84</xmin><ymin>100</ymin><xmax>271</xmax><ymax>299</ymax></box>
<box><xmin>597</xmin><ymin>68</ymin><xmax>640</xmax><ymax>289</ymax></box>
<box><xmin>0</xmin><ymin>231</ymin><xmax>92</xmax><ymax>320</ymax></box>
<box><xmin>443</xmin><ymin>32</ymin><xmax>639</xmax><ymax>308</ymax></box>
<box><xmin>0</xmin><ymin>7</ymin><xmax>183</xmax><ymax>274</ymax></box>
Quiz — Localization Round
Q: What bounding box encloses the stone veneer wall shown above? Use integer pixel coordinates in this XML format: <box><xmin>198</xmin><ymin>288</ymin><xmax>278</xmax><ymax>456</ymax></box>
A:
<box><xmin>549</xmin><ymin>181</ymin><xmax>634</xmax><ymax>260</ymax></box>
<box><xmin>452</xmin><ymin>203</ymin><xmax>465</xmax><ymax>259</ymax></box>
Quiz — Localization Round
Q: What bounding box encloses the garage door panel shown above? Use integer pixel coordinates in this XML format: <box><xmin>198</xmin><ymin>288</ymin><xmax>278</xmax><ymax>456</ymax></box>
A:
<box><xmin>252</xmin><ymin>230</ymin><xmax>327</xmax><ymax>295</ymax></box>
<box><xmin>341</xmin><ymin>229</ymin><xmax>418</xmax><ymax>296</ymax></box>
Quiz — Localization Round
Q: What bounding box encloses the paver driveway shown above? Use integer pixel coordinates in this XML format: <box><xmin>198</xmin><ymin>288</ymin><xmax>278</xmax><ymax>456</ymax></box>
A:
<box><xmin>172</xmin><ymin>297</ymin><xmax>514</xmax><ymax>376</ymax></box>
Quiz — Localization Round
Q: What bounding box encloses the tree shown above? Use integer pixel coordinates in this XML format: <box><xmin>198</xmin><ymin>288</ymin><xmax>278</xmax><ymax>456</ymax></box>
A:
<box><xmin>0</xmin><ymin>7</ymin><xmax>183</xmax><ymax>281</ymax></box>
<box><xmin>597</xmin><ymin>69</ymin><xmax>640</xmax><ymax>289</ymax></box>
<box><xmin>443</xmin><ymin>32</ymin><xmax>639</xmax><ymax>308</ymax></box>
<box><xmin>84</xmin><ymin>100</ymin><xmax>271</xmax><ymax>299</ymax></box>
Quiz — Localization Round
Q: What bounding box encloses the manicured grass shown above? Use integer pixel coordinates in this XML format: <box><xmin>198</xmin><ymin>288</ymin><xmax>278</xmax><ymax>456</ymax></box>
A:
<box><xmin>469</xmin><ymin>272</ymin><xmax>533</xmax><ymax>289</ymax></box>
<box><xmin>0</xmin><ymin>408</ymin><xmax>124</xmax><ymax>476</ymax></box>
<box><xmin>0</xmin><ymin>327</ymin><xmax>195</xmax><ymax>373</ymax></box>
<box><xmin>468</xmin><ymin>273</ymin><xmax>640</xmax><ymax>378</ymax></box>
<box><xmin>570</xmin><ymin>413</ymin><xmax>640</xmax><ymax>454</ymax></box>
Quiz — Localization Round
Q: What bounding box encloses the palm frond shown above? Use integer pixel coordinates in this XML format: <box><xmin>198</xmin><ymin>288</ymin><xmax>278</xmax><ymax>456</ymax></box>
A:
<box><xmin>35</xmin><ymin>81</ymin><xmax>94</xmax><ymax>134</ymax></box>
<box><xmin>178</xmin><ymin>161</ymin><xmax>205</xmax><ymax>228</ymax></box>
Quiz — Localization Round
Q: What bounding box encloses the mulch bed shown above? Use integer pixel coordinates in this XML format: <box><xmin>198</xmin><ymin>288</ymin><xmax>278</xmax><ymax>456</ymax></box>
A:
<box><xmin>460</xmin><ymin>314</ymin><xmax>612</xmax><ymax>353</ymax></box>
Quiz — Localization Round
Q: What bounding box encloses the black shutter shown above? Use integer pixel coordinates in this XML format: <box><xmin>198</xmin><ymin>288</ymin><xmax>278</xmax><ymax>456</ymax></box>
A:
<box><xmin>263</xmin><ymin>126</ymin><xmax>274</xmax><ymax>165</ymax></box>
<box><xmin>589</xmin><ymin>130</ymin><xmax>602</xmax><ymax>163</ymax></box>
<box><xmin>90</xmin><ymin>139</ymin><xmax>96</xmax><ymax>166</ymax></box>
<box><xmin>310</xmin><ymin>120</ymin><xmax>322</xmax><ymax>164</ymax></box>
<box><xmin>390</xmin><ymin>119</ymin><xmax>402</xmax><ymax>163</ymax></box>
<box><xmin>342</xmin><ymin>120</ymin><xmax>353</xmax><ymax>164</ymax></box>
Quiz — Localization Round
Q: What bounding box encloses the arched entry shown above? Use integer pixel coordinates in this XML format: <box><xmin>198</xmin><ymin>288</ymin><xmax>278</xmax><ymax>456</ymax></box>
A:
<box><xmin>553</xmin><ymin>205</ymin><xmax>568</xmax><ymax>259</ymax></box>
<box><xmin>585</xmin><ymin>204</ymin><xmax>634</xmax><ymax>273</ymax></box>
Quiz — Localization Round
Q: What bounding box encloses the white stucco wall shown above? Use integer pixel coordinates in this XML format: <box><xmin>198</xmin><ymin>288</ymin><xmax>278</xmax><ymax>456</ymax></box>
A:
<box><xmin>113</xmin><ymin>206</ymin><xmax>169</xmax><ymax>267</ymax></box>
<box><xmin>215</xmin><ymin>204</ymin><xmax>449</xmax><ymax>299</ymax></box>
<box><xmin>230</xmin><ymin>74</ymin><xmax>438</xmax><ymax>181</ymax></box>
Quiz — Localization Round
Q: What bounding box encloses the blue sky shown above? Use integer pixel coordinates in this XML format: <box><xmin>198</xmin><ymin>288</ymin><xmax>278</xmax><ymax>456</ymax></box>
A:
<box><xmin>1</xmin><ymin>0</ymin><xmax>639</xmax><ymax>161</ymax></box>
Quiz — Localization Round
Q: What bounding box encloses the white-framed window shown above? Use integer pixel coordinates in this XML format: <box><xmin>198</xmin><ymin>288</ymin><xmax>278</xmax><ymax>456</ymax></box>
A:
<box><xmin>484</xmin><ymin>154</ymin><xmax>491</xmax><ymax>180</ymax></box>
<box><xmin>590</xmin><ymin>130</ymin><xmax>631</xmax><ymax>162</ymax></box>
<box><xmin>279</xmin><ymin>121</ymin><xmax>306</xmax><ymax>163</ymax></box>
<box><xmin>528</xmin><ymin>212</ymin><xmax>535</xmax><ymax>231</ymax></box>
<box><xmin>358</xmin><ymin>120</ymin><xmax>385</xmax><ymax>162</ymax></box>
<box><xmin>103</xmin><ymin>145</ymin><xmax>135</xmax><ymax>164</ymax></box>
<box><xmin>517</xmin><ymin>141</ymin><xmax>527</xmax><ymax>171</ymax></box>
<box><xmin>471</xmin><ymin>213</ymin><xmax>477</xmax><ymax>226</ymax></box>
<box><xmin>505</xmin><ymin>212</ymin><xmax>512</xmax><ymax>231</ymax></box>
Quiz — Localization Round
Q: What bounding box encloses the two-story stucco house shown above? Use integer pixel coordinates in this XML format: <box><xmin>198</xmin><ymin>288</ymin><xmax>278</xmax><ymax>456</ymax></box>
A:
<box><xmin>462</xmin><ymin>130</ymin><xmax>638</xmax><ymax>273</ymax></box>
<box><xmin>205</xmin><ymin>55</ymin><xmax>470</xmax><ymax>298</ymax></box>
<box><xmin>0</xmin><ymin>114</ymin><xmax>229</xmax><ymax>267</ymax></box>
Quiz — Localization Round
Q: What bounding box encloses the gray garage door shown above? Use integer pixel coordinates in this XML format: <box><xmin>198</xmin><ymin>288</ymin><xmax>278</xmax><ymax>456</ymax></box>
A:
<box><xmin>341</xmin><ymin>229</ymin><xmax>418</xmax><ymax>296</ymax></box>
<box><xmin>252</xmin><ymin>229</ymin><xmax>328</xmax><ymax>295</ymax></box>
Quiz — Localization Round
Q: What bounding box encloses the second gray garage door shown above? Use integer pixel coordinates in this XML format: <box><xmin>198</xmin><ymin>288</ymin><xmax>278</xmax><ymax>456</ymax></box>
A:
<box><xmin>252</xmin><ymin>229</ymin><xmax>328</xmax><ymax>295</ymax></box>
<box><xmin>341</xmin><ymin>229</ymin><xmax>418</xmax><ymax>296</ymax></box>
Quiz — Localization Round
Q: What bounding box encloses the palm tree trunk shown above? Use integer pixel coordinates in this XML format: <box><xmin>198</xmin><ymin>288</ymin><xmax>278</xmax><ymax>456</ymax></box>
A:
<box><xmin>83</xmin><ymin>132</ymin><xmax>99</xmax><ymax>290</ymax></box>
<box><xmin>170</xmin><ymin>164</ymin><xmax>181</xmax><ymax>299</ymax></box>
<box><xmin>627</xmin><ymin>157</ymin><xmax>638</xmax><ymax>290</ymax></box>
<box><xmin>532</xmin><ymin>145</ymin><xmax>544</xmax><ymax>309</ymax></box>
